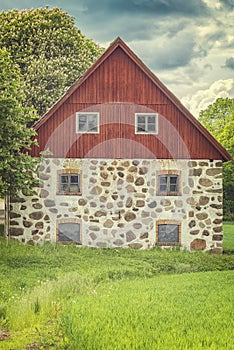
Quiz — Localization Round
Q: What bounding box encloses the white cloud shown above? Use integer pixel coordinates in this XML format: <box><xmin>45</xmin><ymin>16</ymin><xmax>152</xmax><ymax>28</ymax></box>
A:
<box><xmin>181</xmin><ymin>79</ymin><xmax>234</xmax><ymax>117</ymax></box>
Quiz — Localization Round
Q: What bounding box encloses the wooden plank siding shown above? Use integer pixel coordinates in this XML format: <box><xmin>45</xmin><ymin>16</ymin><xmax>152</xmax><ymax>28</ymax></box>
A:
<box><xmin>31</xmin><ymin>40</ymin><xmax>231</xmax><ymax>161</ymax></box>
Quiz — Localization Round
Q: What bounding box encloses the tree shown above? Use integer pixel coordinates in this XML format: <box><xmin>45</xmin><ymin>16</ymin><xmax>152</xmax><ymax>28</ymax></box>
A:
<box><xmin>199</xmin><ymin>98</ymin><xmax>234</xmax><ymax>220</ymax></box>
<box><xmin>0</xmin><ymin>8</ymin><xmax>104</xmax><ymax>116</ymax></box>
<box><xmin>0</xmin><ymin>49</ymin><xmax>39</xmax><ymax>236</ymax></box>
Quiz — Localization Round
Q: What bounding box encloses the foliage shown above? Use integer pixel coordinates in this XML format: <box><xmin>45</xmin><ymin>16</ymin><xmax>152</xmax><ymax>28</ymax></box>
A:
<box><xmin>0</xmin><ymin>8</ymin><xmax>104</xmax><ymax>116</ymax></box>
<box><xmin>0</xmin><ymin>49</ymin><xmax>38</xmax><ymax>199</ymax></box>
<box><xmin>199</xmin><ymin>98</ymin><xmax>234</xmax><ymax>220</ymax></box>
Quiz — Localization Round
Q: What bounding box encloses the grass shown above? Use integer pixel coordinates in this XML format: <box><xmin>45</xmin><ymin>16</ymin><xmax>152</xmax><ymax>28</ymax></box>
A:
<box><xmin>0</xmin><ymin>222</ymin><xmax>233</xmax><ymax>349</ymax></box>
<box><xmin>223</xmin><ymin>221</ymin><xmax>234</xmax><ymax>252</ymax></box>
<box><xmin>61</xmin><ymin>271</ymin><xmax>234</xmax><ymax>349</ymax></box>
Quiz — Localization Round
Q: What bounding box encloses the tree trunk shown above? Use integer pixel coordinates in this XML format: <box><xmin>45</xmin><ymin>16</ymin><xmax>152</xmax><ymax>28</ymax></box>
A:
<box><xmin>4</xmin><ymin>194</ymin><xmax>10</xmax><ymax>241</ymax></box>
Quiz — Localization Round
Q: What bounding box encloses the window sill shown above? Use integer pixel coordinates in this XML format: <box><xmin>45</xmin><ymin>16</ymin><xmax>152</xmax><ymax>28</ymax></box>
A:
<box><xmin>157</xmin><ymin>192</ymin><xmax>181</xmax><ymax>196</ymax></box>
<box><xmin>56</xmin><ymin>192</ymin><xmax>82</xmax><ymax>196</ymax></box>
<box><xmin>157</xmin><ymin>242</ymin><xmax>181</xmax><ymax>246</ymax></box>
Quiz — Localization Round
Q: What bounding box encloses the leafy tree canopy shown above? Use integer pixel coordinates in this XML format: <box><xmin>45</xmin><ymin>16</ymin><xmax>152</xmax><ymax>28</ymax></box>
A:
<box><xmin>0</xmin><ymin>49</ymin><xmax>38</xmax><ymax>199</ymax></box>
<box><xmin>199</xmin><ymin>97</ymin><xmax>234</xmax><ymax>220</ymax></box>
<box><xmin>0</xmin><ymin>8</ymin><xmax>104</xmax><ymax>116</ymax></box>
<box><xmin>199</xmin><ymin>97</ymin><xmax>234</xmax><ymax>153</ymax></box>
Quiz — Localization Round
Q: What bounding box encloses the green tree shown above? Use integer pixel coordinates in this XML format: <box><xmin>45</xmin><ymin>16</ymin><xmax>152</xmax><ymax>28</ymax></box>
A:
<box><xmin>0</xmin><ymin>8</ymin><xmax>104</xmax><ymax>116</ymax></box>
<box><xmin>199</xmin><ymin>98</ymin><xmax>234</xmax><ymax>220</ymax></box>
<box><xmin>0</xmin><ymin>49</ymin><xmax>39</xmax><ymax>236</ymax></box>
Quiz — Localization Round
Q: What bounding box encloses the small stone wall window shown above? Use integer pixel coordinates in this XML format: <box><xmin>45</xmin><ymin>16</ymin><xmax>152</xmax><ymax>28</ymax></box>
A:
<box><xmin>57</xmin><ymin>219</ymin><xmax>81</xmax><ymax>244</ymax></box>
<box><xmin>57</xmin><ymin>170</ymin><xmax>81</xmax><ymax>195</ymax></box>
<box><xmin>157</xmin><ymin>170</ymin><xmax>181</xmax><ymax>196</ymax></box>
<box><xmin>156</xmin><ymin>221</ymin><xmax>181</xmax><ymax>246</ymax></box>
<box><xmin>135</xmin><ymin>113</ymin><xmax>158</xmax><ymax>134</ymax></box>
<box><xmin>76</xmin><ymin>112</ymin><xmax>99</xmax><ymax>133</ymax></box>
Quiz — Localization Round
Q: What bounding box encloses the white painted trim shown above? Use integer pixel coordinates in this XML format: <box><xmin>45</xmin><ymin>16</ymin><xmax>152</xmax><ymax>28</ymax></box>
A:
<box><xmin>76</xmin><ymin>112</ymin><xmax>100</xmax><ymax>134</ymax></box>
<box><xmin>135</xmin><ymin>113</ymin><xmax>158</xmax><ymax>134</ymax></box>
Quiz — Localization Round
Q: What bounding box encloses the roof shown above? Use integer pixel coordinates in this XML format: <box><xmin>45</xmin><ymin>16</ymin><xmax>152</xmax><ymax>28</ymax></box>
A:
<box><xmin>33</xmin><ymin>37</ymin><xmax>231</xmax><ymax>161</ymax></box>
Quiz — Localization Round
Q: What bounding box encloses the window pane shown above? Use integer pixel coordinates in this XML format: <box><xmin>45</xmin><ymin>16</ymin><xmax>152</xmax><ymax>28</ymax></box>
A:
<box><xmin>159</xmin><ymin>176</ymin><xmax>167</xmax><ymax>192</ymax></box>
<box><xmin>169</xmin><ymin>176</ymin><xmax>178</xmax><ymax>192</ymax></box>
<box><xmin>88</xmin><ymin>115</ymin><xmax>98</xmax><ymax>132</ymax></box>
<box><xmin>148</xmin><ymin>116</ymin><xmax>155</xmax><ymax>124</ymax></box>
<box><xmin>61</xmin><ymin>184</ymin><xmax>69</xmax><ymax>192</ymax></box>
<box><xmin>61</xmin><ymin>175</ymin><xmax>69</xmax><ymax>183</ymax></box>
<box><xmin>70</xmin><ymin>175</ymin><xmax>79</xmax><ymax>184</ymax></box>
<box><xmin>137</xmin><ymin>116</ymin><xmax>146</xmax><ymax>132</ymax></box>
<box><xmin>70</xmin><ymin>184</ymin><xmax>79</xmax><ymax>192</ymax></box>
<box><xmin>58</xmin><ymin>223</ymin><xmax>80</xmax><ymax>242</ymax></box>
<box><xmin>137</xmin><ymin>124</ymin><xmax>146</xmax><ymax>132</ymax></box>
<box><xmin>138</xmin><ymin>116</ymin><xmax>145</xmax><ymax>124</ymax></box>
<box><xmin>78</xmin><ymin>115</ymin><xmax>87</xmax><ymax>131</ymax></box>
<box><xmin>147</xmin><ymin>122</ymin><xmax>156</xmax><ymax>132</ymax></box>
<box><xmin>158</xmin><ymin>224</ymin><xmax>179</xmax><ymax>243</ymax></box>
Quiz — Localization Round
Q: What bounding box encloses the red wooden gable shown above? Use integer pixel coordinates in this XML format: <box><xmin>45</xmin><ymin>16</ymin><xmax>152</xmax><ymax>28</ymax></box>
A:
<box><xmin>32</xmin><ymin>37</ymin><xmax>231</xmax><ymax>161</ymax></box>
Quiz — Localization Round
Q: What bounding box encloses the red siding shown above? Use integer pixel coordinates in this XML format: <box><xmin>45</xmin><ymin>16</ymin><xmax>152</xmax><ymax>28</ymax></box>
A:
<box><xmin>32</xmin><ymin>46</ymin><xmax>227</xmax><ymax>160</ymax></box>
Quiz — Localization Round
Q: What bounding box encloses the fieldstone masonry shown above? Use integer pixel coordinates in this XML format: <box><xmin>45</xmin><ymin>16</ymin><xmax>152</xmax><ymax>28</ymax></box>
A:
<box><xmin>9</xmin><ymin>158</ymin><xmax>223</xmax><ymax>253</ymax></box>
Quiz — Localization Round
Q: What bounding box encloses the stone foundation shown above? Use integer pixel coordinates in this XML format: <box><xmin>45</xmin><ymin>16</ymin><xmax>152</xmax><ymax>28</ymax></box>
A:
<box><xmin>9</xmin><ymin>158</ymin><xmax>223</xmax><ymax>252</ymax></box>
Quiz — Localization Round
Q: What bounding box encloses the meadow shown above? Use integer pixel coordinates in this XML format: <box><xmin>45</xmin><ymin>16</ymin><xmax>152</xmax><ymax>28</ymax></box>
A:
<box><xmin>0</xmin><ymin>222</ymin><xmax>233</xmax><ymax>349</ymax></box>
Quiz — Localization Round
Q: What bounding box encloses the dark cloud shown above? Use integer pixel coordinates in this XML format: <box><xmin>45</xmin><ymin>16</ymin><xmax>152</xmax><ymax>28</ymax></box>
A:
<box><xmin>219</xmin><ymin>0</ymin><xmax>234</xmax><ymax>10</ymax></box>
<box><xmin>79</xmin><ymin>0</ymin><xmax>210</xmax><ymax>17</ymax></box>
<box><xmin>223</xmin><ymin>57</ymin><xmax>234</xmax><ymax>69</ymax></box>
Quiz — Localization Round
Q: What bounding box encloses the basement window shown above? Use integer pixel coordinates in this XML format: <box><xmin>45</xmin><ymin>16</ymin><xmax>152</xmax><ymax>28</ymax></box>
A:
<box><xmin>76</xmin><ymin>112</ymin><xmax>99</xmax><ymax>133</ymax></box>
<box><xmin>135</xmin><ymin>113</ymin><xmax>158</xmax><ymax>134</ymax></box>
<box><xmin>57</xmin><ymin>221</ymin><xmax>81</xmax><ymax>244</ymax></box>
<box><xmin>156</xmin><ymin>221</ymin><xmax>181</xmax><ymax>246</ymax></box>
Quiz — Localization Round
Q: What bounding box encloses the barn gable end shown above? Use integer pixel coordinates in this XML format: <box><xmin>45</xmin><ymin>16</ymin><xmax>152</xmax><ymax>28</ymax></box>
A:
<box><xmin>32</xmin><ymin>37</ymin><xmax>231</xmax><ymax>161</ymax></box>
<box><xmin>10</xmin><ymin>38</ymin><xmax>231</xmax><ymax>252</ymax></box>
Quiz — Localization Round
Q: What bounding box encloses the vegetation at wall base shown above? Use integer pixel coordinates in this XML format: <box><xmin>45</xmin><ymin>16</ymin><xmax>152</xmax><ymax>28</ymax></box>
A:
<box><xmin>0</xmin><ymin>222</ymin><xmax>233</xmax><ymax>349</ymax></box>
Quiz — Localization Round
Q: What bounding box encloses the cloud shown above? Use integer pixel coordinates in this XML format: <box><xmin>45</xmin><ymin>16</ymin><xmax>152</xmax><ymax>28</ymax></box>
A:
<box><xmin>223</xmin><ymin>57</ymin><xmax>234</xmax><ymax>69</ymax></box>
<box><xmin>181</xmin><ymin>79</ymin><xmax>234</xmax><ymax>117</ymax></box>
<box><xmin>77</xmin><ymin>0</ymin><xmax>210</xmax><ymax>17</ymax></box>
<box><xmin>219</xmin><ymin>0</ymin><xmax>234</xmax><ymax>10</ymax></box>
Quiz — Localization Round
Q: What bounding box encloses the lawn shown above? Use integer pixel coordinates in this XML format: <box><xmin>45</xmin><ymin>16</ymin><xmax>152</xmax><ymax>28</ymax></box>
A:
<box><xmin>0</xmin><ymin>222</ymin><xmax>233</xmax><ymax>349</ymax></box>
<box><xmin>223</xmin><ymin>221</ymin><xmax>234</xmax><ymax>252</ymax></box>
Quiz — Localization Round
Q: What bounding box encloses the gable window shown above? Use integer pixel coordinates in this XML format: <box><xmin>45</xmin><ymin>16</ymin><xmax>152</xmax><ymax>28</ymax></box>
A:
<box><xmin>57</xmin><ymin>170</ymin><xmax>81</xmax><ymax>195</ymax></box>
<box><xmin>57</xmin><ymin>219</ymin><xmax>81</xmax><ymax>244</ymax></box>
<box><xmin>156</xmin><ymin>221</ymin><xmax>181</xmax><ymax>246</ymax></box>
<box><xmin>157</xmin><ymin>170</ymin><xmax>181</xmax><ymax>196</ymax></box>
<box><xmin>135</xmin><ymin>113</ymin><xmax>158</xmax><ymax>134</ymax></box>
<box><xmin>76</xmin><ymin>112</ymin><xmax>99</xmax><ymax>133</ymax></box>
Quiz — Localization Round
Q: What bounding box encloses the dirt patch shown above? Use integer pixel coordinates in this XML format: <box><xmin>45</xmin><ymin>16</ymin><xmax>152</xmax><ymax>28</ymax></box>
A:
<box><xmin>0</xmin><ymin>330</ymin><xmax>10</xmax><ymax>340</ymax></box>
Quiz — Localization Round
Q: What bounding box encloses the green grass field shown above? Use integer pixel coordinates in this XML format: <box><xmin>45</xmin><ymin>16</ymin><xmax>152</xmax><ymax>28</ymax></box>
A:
<box><xmin>0</xmin><ymin>222</ymin><xmax>233</xmax><ymax>349</ymax></box>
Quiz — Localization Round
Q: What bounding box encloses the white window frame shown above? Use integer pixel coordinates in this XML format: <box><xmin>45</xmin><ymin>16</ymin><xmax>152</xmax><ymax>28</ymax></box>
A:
<box><xmin>135</xmin><ymin>113</ymin><xmax>158</xmax><ymax>134</ymax></box>
<box><xmin>76</xmin><ymin>112</ymin><xmax>100</xmax><ymax>134</ymax></box>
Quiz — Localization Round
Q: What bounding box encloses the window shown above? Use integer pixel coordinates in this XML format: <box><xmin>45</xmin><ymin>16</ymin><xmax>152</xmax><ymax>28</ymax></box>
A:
<box><xmin>156</xmin><ymin>171</ymin><xmax>181</xmax><ymax>196</ymax></box>
<box><xmin>135</xmin><ymin>113</ymin><xmax>158</xmax><ymax>134</ymax></box>
<box><xmin>57</xmin><ymin>170</ymin><xmax>81</xmax><ymax>195</ymax></box>
<box><xmin>156</xmin><ymin>221</ymin><xmax>181</xmax><ymax>246</ymax></box>
<box><xmin>57</xmin><ymin>221</ymin><xmax>81</xmax><ymax>244</ymax></box>
<box><xmin>159</xmin><ymin>175</ymin><xmax>178</xmax><ymax>194</ymax></box>
<box><xmin>76</xmin><ymin>112</ymin><xmax>99</xmax><ymax>133</ymax></box>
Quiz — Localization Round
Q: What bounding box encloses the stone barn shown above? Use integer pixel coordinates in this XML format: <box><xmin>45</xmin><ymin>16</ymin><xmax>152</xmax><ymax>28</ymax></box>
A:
<box><xmin>9</xmin><ymin>38</ymin><xmax>231</xmax><ymax>252</ymax></box>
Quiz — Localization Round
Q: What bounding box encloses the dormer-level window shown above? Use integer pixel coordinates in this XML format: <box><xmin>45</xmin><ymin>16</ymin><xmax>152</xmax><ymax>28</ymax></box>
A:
<box><xmin>135</xmin><ymin>113</ymin><xmax>158</xmax><ymax>134</ymax></box>
<box><xmin>76</xmin><ymin>112</ymin><xmax>99</xmax><ymax>133</ymax></box>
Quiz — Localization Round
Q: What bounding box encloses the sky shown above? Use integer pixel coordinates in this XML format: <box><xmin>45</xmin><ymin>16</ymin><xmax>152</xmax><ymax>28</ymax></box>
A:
<box><xmin>1</xmin><ymin>0</ymin><xmax>234</xmax><ymax>117</ymax></box>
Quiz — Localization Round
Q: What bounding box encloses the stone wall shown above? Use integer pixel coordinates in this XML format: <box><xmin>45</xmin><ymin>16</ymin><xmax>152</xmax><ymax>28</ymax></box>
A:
<box><xmin>9</xmin><ymin>158</ymin><xmax>223</xmax><ymax>252</ymax></box>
